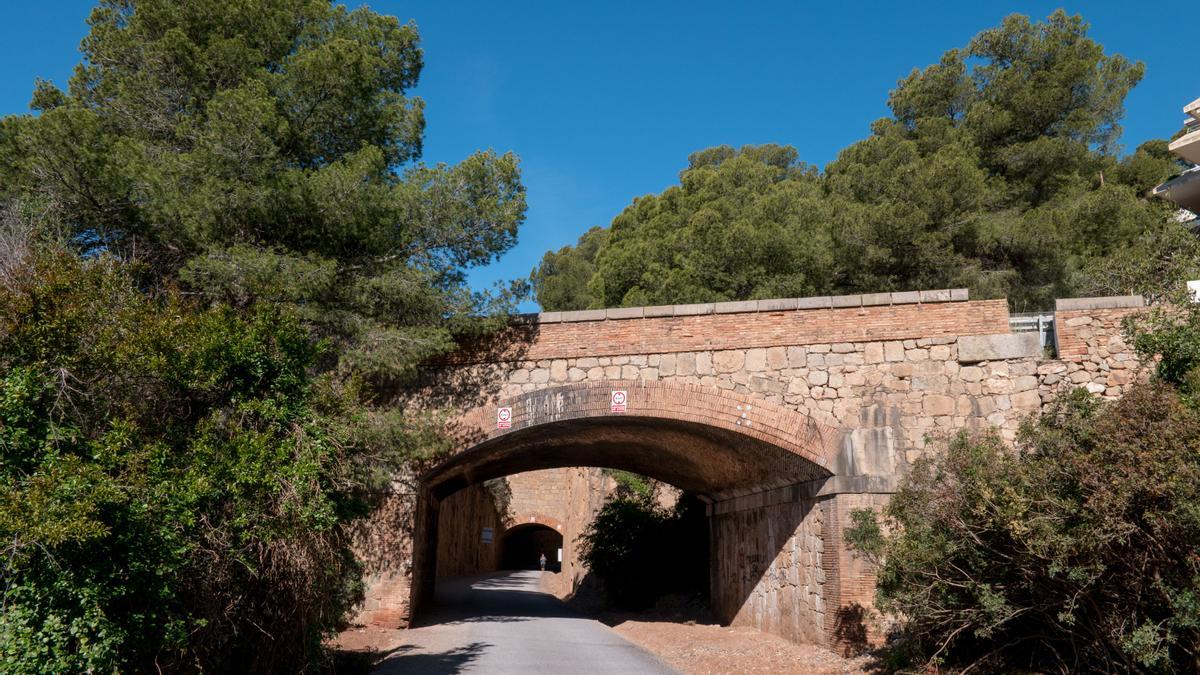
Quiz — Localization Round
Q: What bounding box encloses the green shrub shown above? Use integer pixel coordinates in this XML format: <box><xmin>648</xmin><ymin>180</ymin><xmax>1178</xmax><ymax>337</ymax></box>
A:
<box><xmin>847</xmin><ymin>384</ymin><xmax>1200</xmax><ymax>672</ymax></box>
<box><xmin>0</xmin><ymin>251</ymin><xmax>372</xmax><ymax>672</ymax></box>
<box><xmin>579</xmin><ymin>495</ymin><xmax>708</xmax><ymax>609</ymax></box>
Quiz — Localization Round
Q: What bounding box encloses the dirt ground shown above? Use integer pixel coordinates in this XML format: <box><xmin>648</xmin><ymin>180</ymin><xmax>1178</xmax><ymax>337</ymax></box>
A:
<box><xmin>601</xmin><ymin>611</ymin><xmax>870</xmax><ymax>675</ymax></box>
<box><xmin>332</xmin><ymin>619</ymin><xmax>871</xmax><ymax>674</ymax></box>
<box><xmin>332</xmin><ymin>584</ymin><xmax>873</xmax><ymax>675</ymax></box>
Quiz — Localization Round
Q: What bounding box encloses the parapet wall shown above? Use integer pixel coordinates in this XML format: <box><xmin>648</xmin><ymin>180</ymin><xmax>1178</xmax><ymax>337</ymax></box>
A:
<box><xmin>358</xmin><ymin>290</ymin><xmax>1156</xmax><ymax>650</ymax></box>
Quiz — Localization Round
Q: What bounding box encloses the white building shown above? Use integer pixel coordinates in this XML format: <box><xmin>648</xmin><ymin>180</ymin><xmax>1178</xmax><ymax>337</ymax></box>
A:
<box><xmin>1153</xmin><ymin>96</ymin><xmax>1200</xmax><ymax>218</ymax></box>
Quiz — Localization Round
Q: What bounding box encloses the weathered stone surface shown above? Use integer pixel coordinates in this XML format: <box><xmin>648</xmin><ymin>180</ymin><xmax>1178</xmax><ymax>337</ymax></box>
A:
<box><xmin>365</xmin><ymin>291</ymin><xmax>1150</xmax><ymax>652</ymax></box>
<box><xmin>923</xmin><ymin>395</ymin><xmax>955</xmax><ymax>416</ymax></box>
<box><xmin>884</xmin><ymin>341</ymin><xmax>905</xmax><ymax>362</ymax></box>
<box><xmin>1055</xmin><ymin>295</ymin><xmax>1144</xmax><ymax>311</ymax></box>
<box><xmin>713</xmin><ymin>350</ymin><xmax>746</xmax><ymax>373</ymax></box>
<box><xmin>957</xmin><ymin>333</ymin><xmax>1041</xmax><ymax>363</ymax></box>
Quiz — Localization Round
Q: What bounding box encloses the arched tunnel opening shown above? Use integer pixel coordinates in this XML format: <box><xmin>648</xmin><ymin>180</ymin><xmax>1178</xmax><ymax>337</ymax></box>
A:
<box><xmin>416</xmin><ymin>403</ymin><xmax>840</xmax><ymax>643</ymax></box>
<box><xmin>499</xmin><ymin>524</ymin><xmax>562</xmax><ymax>572</ymax></box>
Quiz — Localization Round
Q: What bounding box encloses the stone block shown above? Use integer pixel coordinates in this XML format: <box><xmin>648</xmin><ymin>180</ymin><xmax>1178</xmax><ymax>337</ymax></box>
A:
<box><xmin>890</xmin><ymin>290</ymin><xmax>920</xmax><ymax>305</ymax></box>
<box><xmin>795</xmin><ymin>295</ymin><xmax>832</xmax><ymax>310</ymax></box>
<box><xmin>950</xmin><ymin>288</ymin><xmax>969</xmax><ymax>301</ymax></box>
<box><xmin>643</xmin><ymin>304</ymin><xmax>674</xmax><ymax>318</ymax></box>
<box><xmin>861</xmin><ymin>292</ymin><xmax>891</xmax><ymax>306</ymax></box>
<box><xmin>713</xmin><ymin>350</ymin><xmax>745</xmax><ymax>373</ymax></box>
<box><xmin>672</xmin><ymin>302</ymin><xmax>715</xmax><ymax>316</ymax></box>
<box><xmin>766</xmin><ymin>346</ymin><xmax>788</xmax><ymax>370</ymax></box>
<box><xmin>1012</xmin><ymin>375</ymin><xmax>1038</xmax><ymax>392</ymax></box>
<box><xmin>957</xmin><ymin>333</ymin><xmax>1041</xmax><ymax>363</ymax></box>
<box><xmin>758</xmin><ymin>297</ymin><xmax>799</xmax><ymax>311</ymax></box>
<box><xmin>1011</xmin><ymin>389</ymin><xmax>1041</xmax><ymax>409</ymax></box>
<box><xmin>676</xmin><ymin>352</ymin><xmax>697</xmax><ymax>376</ymax></box>
<box><xmin>923</xmin><ymin>394</ymin><xmax>955</xmax><ymax>416</ymax></box>
<box><xmin>920</xmin><ymin>289</ymin><xmax>952</xmax><ymax>303</ymax></box>
<box><xmin>605</xmin><ymin>306</ymin><xmax>644</xmax><ymax>320</ymax></box>
<box><xmin>537</xmin><ymin>311</ymin><xmax>562</xmax><ymax>323</ymax></box>
<box><xmin>714</xmin><ymin>300</ymin><xmax>759</xmax><ymax>314</ymax></box>
<box><xmin>1055</xmin><ymin>295</ymin><xmax>1144</xmax><ymax>311</ymax></box>
<box><xmin>864</xmin><ymin>342</ymin><xmax>885</xmax><ymax>364</ymax></box>
<box><xmin>560</xmin><ymin>308</ymin><xmax>607</xmax><ymax>322</ymax></box>
<box><xmin>831</xmin><ymin>294</ymin><xmax>862</xmax><ymax>308</ymax></box>
<box><xmin>745</xmin><ymin>348</ymin><xmax>767</xmax><ymax>371</ymax></box>
<box><xmin>884</xmin><ymin>341</ymin><xmax>905</xmax><ymax>362</ymax></box>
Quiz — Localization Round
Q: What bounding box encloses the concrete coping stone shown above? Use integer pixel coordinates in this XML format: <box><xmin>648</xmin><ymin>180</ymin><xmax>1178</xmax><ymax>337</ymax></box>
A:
<box><xmin>757</xmin><ymin>297</ymin><xmax>799</xmax><ymax>311</ymax></box>
<box><xmin>795</xmin><ymin>295</ymin><xmax>833</xmax><ymax>310</ymax></box>
<box><xmin>831</xmin><ymin>294</ymin><xmax>862</xmax><ymax>308</ymax></box>
<box><xmin>559</xmin><ymin>308</ymin><xmax>607</xmax><ymax>322</ymax></box>
<box><xmin>714</xmin><ymin>300</ymin><xmax>760</xmax><ymax>314</ymax></box>
<box><xmin>860</xmin><ymin>292</ymin><xmax>891</xmax><ymax>307</ymax></box>
<box><xmin>605</xmin><ymin>306</ymin><xmax>644</xmax><ymax>320</ymax></box>
<box><xmin>533</xmin><ymin>288</ymin><xmax>971</xmax><ymax>323</ymax></box>
<box><xmin>1055</xmin><ymin>295</ymin><xmax>1145</xmax><ymax>311</ymax></box>
<box><xmin>957</xmin><ymin>332</ymin><xmax>1041</xmax><ymax>363</ymax></box>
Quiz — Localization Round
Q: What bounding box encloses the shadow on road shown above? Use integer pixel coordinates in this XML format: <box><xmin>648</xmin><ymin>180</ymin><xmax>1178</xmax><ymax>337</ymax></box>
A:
<box><xmin>370</xmin><ymin>641</ymin><xmax>489</xmax><ymax>674</ymax></box>
<box><xmin>413</xmin><ymin>572</ymin><xmax>584</xmax><ymax>627</ymax></box>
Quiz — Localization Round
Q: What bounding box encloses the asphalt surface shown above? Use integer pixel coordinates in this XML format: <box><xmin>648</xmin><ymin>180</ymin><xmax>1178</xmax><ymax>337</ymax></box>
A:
<box><xmin>373</xmin><ymin>571</ymin><xmax>677</xmax><ymax>674</ymax></box>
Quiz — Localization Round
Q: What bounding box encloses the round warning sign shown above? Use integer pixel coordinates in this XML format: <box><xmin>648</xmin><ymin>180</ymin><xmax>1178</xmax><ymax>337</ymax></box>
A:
<box><xmin>610</xmin><ymin>390</ymin><xmax>627</xmax><ymax>413</ymax></box>
<box><xmin>497</xmin><ymin>407</ymin><xmax>512</xmax><ymax>429</ymax></box>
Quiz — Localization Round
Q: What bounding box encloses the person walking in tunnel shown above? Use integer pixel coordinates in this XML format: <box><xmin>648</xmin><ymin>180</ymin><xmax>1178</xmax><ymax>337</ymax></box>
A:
<box><xmin>539</xmin><ymin>552</ymin><xmax>547</xmax><ymax>572</ymax></box>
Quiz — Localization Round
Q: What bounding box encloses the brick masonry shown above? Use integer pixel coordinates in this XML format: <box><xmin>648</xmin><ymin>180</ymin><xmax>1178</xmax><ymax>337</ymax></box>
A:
<box><xmin>353</xmin><ymin>291</ymin><xmax>1153</xmax><ymax>652</ymax></box>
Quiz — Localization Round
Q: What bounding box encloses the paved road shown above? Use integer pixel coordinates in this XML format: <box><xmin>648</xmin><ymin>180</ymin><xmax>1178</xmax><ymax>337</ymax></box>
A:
<box><xmin>373</xmin><ymin>571</ymin><xmax>677</xmax><ymax>674</ymax></box>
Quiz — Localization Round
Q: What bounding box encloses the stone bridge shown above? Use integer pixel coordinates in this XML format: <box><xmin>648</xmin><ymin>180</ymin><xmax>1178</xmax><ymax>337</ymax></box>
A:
<box><xmin>353</xmin><ymin>289</ymin><xmax>1147</xmax><ymax>652</ymax></box>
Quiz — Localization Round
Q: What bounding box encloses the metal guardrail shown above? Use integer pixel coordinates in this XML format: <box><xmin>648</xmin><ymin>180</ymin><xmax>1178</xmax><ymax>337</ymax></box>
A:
<box><xmin>1010</xmin><ymin>313</ymin><xmax>1056</xmax><ymax>355</ymax></box>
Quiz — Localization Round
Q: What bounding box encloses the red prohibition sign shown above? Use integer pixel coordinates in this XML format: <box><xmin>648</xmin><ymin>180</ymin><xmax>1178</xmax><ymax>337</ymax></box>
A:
<box><xmin>610</xmin><ymin>390</ymin><xmax>627</xmax><ymax>413</ymax></box>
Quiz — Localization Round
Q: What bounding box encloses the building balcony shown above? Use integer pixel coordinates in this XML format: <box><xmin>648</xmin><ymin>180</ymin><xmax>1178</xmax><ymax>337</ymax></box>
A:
<box><xmin>1154</xmin><ymin>166</ymin><xmax>1200</xmax><ymax>214</ymax></box>
<box><xmin>1170</xmin><ymin>97</ymin><xmax>1200</xmax><ymax>163</ymax></box>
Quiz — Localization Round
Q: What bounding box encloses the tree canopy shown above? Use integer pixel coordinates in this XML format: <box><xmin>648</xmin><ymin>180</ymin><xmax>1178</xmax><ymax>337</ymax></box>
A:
<box><xmin>533</xmin><ymin>11</ymin><xmax>1191</xmax><ymax>312</ymax></box>
<box><xmin>0</xmin><ymin>0</ymin><xmax>526</xmax><ymax>378</ymax></box>
<box><xmin>0</xmin><ymin>1</ymin><xmax>524</xmax><ymax>670</ymax></box>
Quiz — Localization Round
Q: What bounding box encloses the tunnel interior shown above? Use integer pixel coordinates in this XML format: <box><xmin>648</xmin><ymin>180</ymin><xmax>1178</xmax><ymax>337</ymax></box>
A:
<box><xmin>499</xmin><ymin>524</ymin><xmax>563</xmax><ymax>572</ymax></box>
<box><xmin>416</xmin><ymin>405</ymin><xmax>838</xmax><ymax>640</ymax></box>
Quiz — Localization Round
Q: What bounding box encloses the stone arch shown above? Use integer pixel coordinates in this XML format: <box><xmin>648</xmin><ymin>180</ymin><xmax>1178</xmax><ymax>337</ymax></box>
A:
<box><xmin>407</xmin><ymin>381</ymin><xmax>848</xmax><ymax>640</ymax></box>
<box><xmin>425</xmin><ymin>380</ymin><xmax>843</xmax><ymax>501</ymax></box>
<box><xmin>497</xmin><ymin>521</ymin><xmax>564</xmax><ymax>572</ymax></box>
<box><xmin>504</xmin><ymin>512</ymin><xmax>564</xmax><ymax>532</ymax></box>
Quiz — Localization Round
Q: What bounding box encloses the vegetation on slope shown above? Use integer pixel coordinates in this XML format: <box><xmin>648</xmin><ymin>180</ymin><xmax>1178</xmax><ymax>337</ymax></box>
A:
<box><xmin>0</xmin><ymin>0</ymin><xmax>524</xmax><ymax>670</ymax></box>
<box><xmin>845</xmin><ymin>301</ymin><xmax>1200</xmax><ymax>672</ymax></box>
<box><xmin>533</xmin><ymin>11</ymin><xmax>1195</xmax><ymax>313</ymax></box>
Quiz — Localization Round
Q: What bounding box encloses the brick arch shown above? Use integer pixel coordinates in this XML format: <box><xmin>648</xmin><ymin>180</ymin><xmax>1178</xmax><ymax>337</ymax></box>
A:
<box><xmin>502</xmin><ymin>512</ymin><xmax>564</xmax><ymax>532</ymax></box>
<box><xmin>410</xmin><ymin>381</ymin><xmax>846</xmax><ymax>618</ymax></box>
<box><xmin>425</xmin><ymin>380</ymin><xmax>844</xmax><ymax>500</ymax></box>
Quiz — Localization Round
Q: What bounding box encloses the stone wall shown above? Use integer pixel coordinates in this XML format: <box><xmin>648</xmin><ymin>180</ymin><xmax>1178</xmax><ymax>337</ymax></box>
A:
<box><xmin>435</xmin><ymin>483</ymin><xmax>504</xmax><ymax>579</ymax></box>
<box><xmin>361</xmin><ymin>290</ymin><xmax>1154</xmax><ymax>650</ymax></box>
<box><xmin>482</xmin><ymin>335</ymin><xmax>1042</xmax><ymax>464</ymax></box>
<box><xmin>351</xmin><ymin>489</ymin><xmax>418</xmax><ymax>628</ymax></box>
<box><xmin>711</xmin><ymin>490</ymin><xmax>825</xmax><ymax>646</ymax></box>
<box><xmin>506</xmin><ymin>469</ymin><xmax>582</xmax><ymax>525</ymax></box>
<box><xmin>1045</xmin><ymin>296</ymin><xmax>1148</xmax><ymax>400</ymax></box>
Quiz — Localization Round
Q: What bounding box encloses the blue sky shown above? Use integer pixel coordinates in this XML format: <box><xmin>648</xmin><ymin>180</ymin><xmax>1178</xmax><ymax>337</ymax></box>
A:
<box><xmin>0</xmin><ymin>2</ymin><xmax>1192</xmax><ymax>311</ymax></box>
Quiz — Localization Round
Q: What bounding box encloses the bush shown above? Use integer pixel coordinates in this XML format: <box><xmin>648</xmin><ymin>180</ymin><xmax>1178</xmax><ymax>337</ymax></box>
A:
<box><xmin>0</xmin><ymin>251</ymin><xmax>374</xmax><ymax>672</ymax></box>
<box><xmin>579</xmin><ymin>495</ymin><xmax>708</xmax><ymax>610</ymax></box>
<box><xmin>847</xmin><ymin>384</ymin><xmax>1200</xmax><ymax>672</ymax></box>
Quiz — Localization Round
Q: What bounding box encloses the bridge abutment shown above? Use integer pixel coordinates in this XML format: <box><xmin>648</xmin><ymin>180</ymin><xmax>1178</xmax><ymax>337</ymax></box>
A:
<box><xmin>350</xmin><ymin>291</ymin><xmax>1151</xmax><ymax>651</ymax></box>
